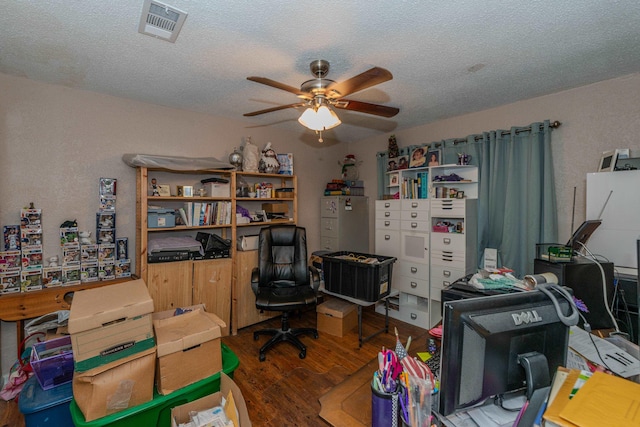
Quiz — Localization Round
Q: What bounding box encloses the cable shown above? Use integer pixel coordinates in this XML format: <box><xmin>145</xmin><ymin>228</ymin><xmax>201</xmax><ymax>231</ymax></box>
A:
<box><xmin>575</xmin><ymin>241</ymin><xmax>620</xmax><ymax>333</ymax></box>
<box><xmin>537</xmin><ymin>283</ymin><xmax>579</xmax><ymax>326</ymax></box>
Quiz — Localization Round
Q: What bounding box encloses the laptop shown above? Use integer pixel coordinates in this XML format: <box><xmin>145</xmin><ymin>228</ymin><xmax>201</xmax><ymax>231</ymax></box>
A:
<box><xmin>566</xmin><ymin>220</ymin><xmax>602</xmax><ymax>253</ymax></box>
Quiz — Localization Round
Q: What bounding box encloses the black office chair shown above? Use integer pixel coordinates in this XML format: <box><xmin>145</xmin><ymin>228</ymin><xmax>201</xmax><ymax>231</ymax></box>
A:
<box><xmin>251</xmin><ymin>225</ymin><xmax>320</xmax><ymax>361</ymax></box>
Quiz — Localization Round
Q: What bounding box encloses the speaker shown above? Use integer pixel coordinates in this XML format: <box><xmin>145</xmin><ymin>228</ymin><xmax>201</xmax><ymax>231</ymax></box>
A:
<box><xmin>534</xmin><ymin>258</ymin><xmax>615</xmax><ymax>330</ymax></box>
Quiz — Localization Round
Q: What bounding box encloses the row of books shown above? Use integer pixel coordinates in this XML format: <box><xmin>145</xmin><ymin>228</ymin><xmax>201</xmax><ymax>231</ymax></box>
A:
<box><xmin>402</xmin><ymin>172</ymin><xmax>428</xmax><ymax>199</ymax></box>
<box><xmin>179</xmin><ymin>201</ymin><xmax>232</xmax><ymax>227</ymax></box>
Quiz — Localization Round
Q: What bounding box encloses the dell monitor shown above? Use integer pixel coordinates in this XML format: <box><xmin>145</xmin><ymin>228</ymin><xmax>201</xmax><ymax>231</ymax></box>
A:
<box><xmin>439</xmin><ymin>286</ymin><xmax>577</xmax><ymax>417</ymax></box>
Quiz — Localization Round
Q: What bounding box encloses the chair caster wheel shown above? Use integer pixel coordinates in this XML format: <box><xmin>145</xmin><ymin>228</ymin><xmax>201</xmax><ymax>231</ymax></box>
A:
<box><xmin>259</xmin><ymin>353</ymin><xmax>266</xmax><ymax>362</ymax></box>
<box><xmin>313</xmin><ymin>332</ymin><xmax>319</xmax><ymax>339</ymax></box>
<box><xmin>253</xmin><ymin>333</ymin><xmax>259</xmax><ymax>341</ymax></box>
<box><xmin>299</xmin><ymin>350</ymin><xmax>306</xmax><ymax>359</ymax></box>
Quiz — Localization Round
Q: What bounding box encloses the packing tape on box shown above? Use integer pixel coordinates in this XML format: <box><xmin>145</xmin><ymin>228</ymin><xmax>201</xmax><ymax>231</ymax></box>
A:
<box><xmin>523</xmin><ymin>272</ymin><xmax>559</xmax><ymax>289</ymax></box>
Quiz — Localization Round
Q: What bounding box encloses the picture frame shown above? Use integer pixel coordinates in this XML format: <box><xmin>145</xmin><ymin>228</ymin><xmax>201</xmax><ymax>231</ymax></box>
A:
<box><xmin>177</xmin><ymin>185</ymin><xmax>194</xmax><ymax>197</ymax></box>
<box><xmin>598</xmin><ymin>148</ymin><xmax>629</xmax><ymax>172</ymax></box>
<box><xmin>387</xmin><ymin>157</ymin><xmax>399</xmax><ymax>171</ymax></box>
<box><xmin>397</xmin><ymin>155</ymin><xmax>409</xmax><ymax>170</ymax></box>
<box><xmin>157</xmin><ymin>184</ymin><xmax>171</xmax><ymax>197</ymax></box>
<box><xmin>427</xmin><ymin>149</ymin><xmax>441</xmax><ymax>167</ymax></box>
<box><xmin>409</xmin><ymin>146</ymin><xmax>427</xmax><ymax>168</ymax></box>
<box><xmin>456</xmin><ymin>190</ymin><xmax>465</xmax><ymax>199</ymax></box>
<box><xmin>390</xmin><ymin>173</ymin><xmax>399</xmax><ymax>186</ymax></box>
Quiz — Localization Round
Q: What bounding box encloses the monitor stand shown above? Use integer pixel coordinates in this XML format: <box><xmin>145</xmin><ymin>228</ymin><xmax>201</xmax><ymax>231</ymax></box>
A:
<box><xmin>516</xmin><ymin>352</ymin><xmax>552</xmax><ymax>427</ymax></box>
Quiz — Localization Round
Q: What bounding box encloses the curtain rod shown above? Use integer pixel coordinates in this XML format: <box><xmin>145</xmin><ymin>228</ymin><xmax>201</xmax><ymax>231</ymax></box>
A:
<box><xmin>451</xmin><ymin>120</ymin><xmax>561</xmax><ymax>145</ymax></box>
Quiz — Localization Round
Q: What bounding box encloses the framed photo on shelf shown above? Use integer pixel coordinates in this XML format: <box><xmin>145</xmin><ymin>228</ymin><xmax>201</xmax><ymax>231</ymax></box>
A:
<box><xmin>387</xmin><ymin>157</ymin><xmax>399</xmax><ymax>171</ymax></box>
<box><xmin>390</xmin><ymin>173</ymin><xmax>399</xmax><ymax>186</ymax></box>
<box><xmin>427</xmin><ymin>148</ymin><xmax>441</xmax><ymax>167</ymax></box>
<box><xmin>409</xmin><ymin>146</ymin><xmax>427</xmax><ymax>168</ymax></box>
<box><xmin>397</xmin><ymin>155</ymin><xmax>409</xmax><ymax>170</ymax></box>
<box><xmin>157</xmin><ymin>184</ymin><xmax>171</xmax><ymax>197</ymax></box>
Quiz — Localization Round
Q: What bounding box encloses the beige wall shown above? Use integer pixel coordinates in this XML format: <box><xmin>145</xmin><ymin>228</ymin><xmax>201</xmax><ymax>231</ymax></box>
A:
<box><xmin>349</xmin><ymin>73</ymin><xmax>640</xmax><ymax>255</ymax></box>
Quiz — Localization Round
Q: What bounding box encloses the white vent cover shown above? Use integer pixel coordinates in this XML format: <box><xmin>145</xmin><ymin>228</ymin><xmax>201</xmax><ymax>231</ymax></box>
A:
<box><xmin>138</xmin><ymin>0</ymin><xmax>188</xmax><ymax>43</ymax></box>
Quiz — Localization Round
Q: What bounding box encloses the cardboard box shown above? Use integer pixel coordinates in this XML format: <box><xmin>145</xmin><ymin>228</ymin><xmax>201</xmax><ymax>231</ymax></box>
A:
<box><xmin>205</xmin><ymin>182</ymin><xmax>231</xmax><ymax>197</ymax></box>
<box><xmin>171</xmin><ymin>372</ymin><xmax>252</xmax><ymax>427</ymax></box>
<box><xmin>72</xmin><ymin>346</ymin><xmax>156</xmax><ymax>422</ymax></box>
<box><xmin>261</xmin><ymin>203</ymin><xmax>289</xmax><ymax>214</ymax></box>
<box><xmin>153</xmin><ymin>306</ymin><xmax>226</xmax><ymax>395</ymax></box>
<box><xmin>236</xmin><ymin>235</ymin><xmax>259</xmax><ymax>251</ymax></box>
<box><xmin>316</xmin><ymin>298</ymin><xmax>358</xmax><ymax>337</ymax></box>
<box><xmin>68</xmin><ymin>279</ymin><xmax>155</xmax><ymax>371</ymax></box>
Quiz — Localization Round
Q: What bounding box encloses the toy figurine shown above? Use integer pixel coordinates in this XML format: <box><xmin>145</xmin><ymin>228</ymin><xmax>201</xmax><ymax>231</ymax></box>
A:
<box><xmin>259</xmin><ymin>142</ymin><xmax>280</xmax><ymax>174</ymax></box>
<box><xmin>151</xmin><ymin>178</ymin><xmax>160</xmax><ymax>196</ymax></box>
<box><xmin>339</xmin><ymin>154</ymin><xmax>361</xmax><ymax>180</ymax></box>
<box><xmin>48</xmin><ymin>255</ymin><xmax>59</xmax><ymax>268</ymax></box>
<box><xmin>79</xmin><ymin>231</ymin><xmax>92</xmax><ymax>245</ymax></box>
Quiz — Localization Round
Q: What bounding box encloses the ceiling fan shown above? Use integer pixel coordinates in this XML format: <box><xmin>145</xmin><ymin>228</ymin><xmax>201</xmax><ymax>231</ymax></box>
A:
<box><xmin>244</xmin><ymin>60</ymin><xmax>399</xmax><ymax>141</ymax></box>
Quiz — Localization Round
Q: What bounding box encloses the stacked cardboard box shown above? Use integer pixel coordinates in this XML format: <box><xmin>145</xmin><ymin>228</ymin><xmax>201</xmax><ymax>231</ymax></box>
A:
<box><xmin>68</xmin><ymin>279</ymin><xmax>156</xmax><ymax>422</ymax></box>
<box><xmin>152</xmin><ymin>305</ymin><xmax>226</xmax><ymax>395</ymax></box>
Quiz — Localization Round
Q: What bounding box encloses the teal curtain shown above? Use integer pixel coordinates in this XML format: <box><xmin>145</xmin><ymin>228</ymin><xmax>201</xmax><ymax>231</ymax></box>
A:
<box><xmin>441</xmin><ymin>120</ymin><xmax>557</xmax><ymax>276</ymax></box>
<box><xmin>377</xmin><ymin>120</ymin><xmax>558</xmax><ymax>276</ymax></box>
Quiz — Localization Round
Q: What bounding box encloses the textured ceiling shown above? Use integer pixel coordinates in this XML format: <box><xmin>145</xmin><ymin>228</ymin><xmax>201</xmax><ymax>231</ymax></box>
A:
<box><xmin>2</xmin><ymin>1</ymin><xmax>640</xmax><ymax>143</ymax></box>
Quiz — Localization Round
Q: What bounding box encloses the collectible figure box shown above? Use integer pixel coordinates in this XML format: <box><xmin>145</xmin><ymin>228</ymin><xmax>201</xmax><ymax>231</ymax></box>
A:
<box><xmin>72</xmin><ymin>346</ymin><xmax>156</xmax><ymax>422</ymax></box>
<box><xmin>21</xmin><ymin>269</ymin><xmax>43</xmax><ymax>292</ymax></box>
<box><xmin>316</xmin><ymin>298</ymin><xmax>358</xmax><ymax>337</ymax></box>
<box><xmin>1</xmin><ymin>271</ymin><xmax>21</xmax><ymax>294</ymax></box>
<box><xmin>170</xmin><ymin>373</ymin><xmax>252</xmax><ymax>427</ymax></box>
<box><xmin>0</xmin><ymin>250</ymin><xmax>21</xmax><ymax>272</ymax></box>
<box><xmin>68</xmin><ymin>280</ymin><xmax>155</xmax><ymax>371</ymax></box>
<box><xmin>152</xmin><ymin>306</ymin><xmax>225</xmax><ymax>395</ymax></box>
<box><xmin>43</xmin><ymin>267</ymin><xmax>63</xmax><ymax>287</ymax></box>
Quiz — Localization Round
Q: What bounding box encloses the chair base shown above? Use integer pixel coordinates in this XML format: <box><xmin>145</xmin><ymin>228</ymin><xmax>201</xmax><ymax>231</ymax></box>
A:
<box><xmin>253</xmin><ymin>313</ymin><xmax>318</xmax><ymax>361</ymax></box>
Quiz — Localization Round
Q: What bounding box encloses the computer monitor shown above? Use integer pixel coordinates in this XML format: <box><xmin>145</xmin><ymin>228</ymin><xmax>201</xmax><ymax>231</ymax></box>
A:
<box><xmin>439</xmin><ymin>287</ymin><xmax>577</xmax><ymax>417</ymax></box>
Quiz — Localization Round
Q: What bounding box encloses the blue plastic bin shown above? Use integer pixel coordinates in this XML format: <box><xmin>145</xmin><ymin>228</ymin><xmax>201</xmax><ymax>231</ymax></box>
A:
<box><xmin>19</xmin><ymin>374</ymin><xmax>73</xmax><ymax>427</ymax></box>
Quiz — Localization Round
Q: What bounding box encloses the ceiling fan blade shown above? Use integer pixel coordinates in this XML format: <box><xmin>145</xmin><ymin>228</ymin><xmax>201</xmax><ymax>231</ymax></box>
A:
<box><xmin>325</xmin><ymin>67</ymin><xmax>393</xmax><ymax>99</ymax></box>
<box><xmin>243</xmin><ymin>103</ymin><xmax>306</xmax><ymax>117</ymax></box>
<box><xmin>333</xmin><ymin>99</ymin><xmax>399</xmax><ymax>118</ymax></box>
<box><xmin>246</xmin><ymin>76</ymin><xmax>311</xmax><ymax>98</ymax></box>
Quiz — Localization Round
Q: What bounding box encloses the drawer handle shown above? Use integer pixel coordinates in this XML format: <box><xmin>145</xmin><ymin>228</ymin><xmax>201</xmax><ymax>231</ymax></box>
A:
<box><xmin>385</xmin><ymin>212</ymin><xmax>391</xmax><ymax>217</ymax></box>
<box><xmin>411</xmin><ymin>222</ymin><xmax>418</xmax><ymax>228</ymax></box>
<box><xmin>411</xmin><ymin>212</ymin><xmax>418</xmax><ymax>218</ymax></box>
<box><xmin>443</xmin><ymin>281</ymin><xmax>451</xmax><ymax>286</ymax></box>
<box><xmin>411</xmin><ymin>202</ymin><xmax>418</xmax><ymax>208</ymax></box>
<box><xmin>411</xmin><ymin>281</ymin><xmax>417</xmax><ymax>288</ymax></box>
<box><xmin>385</xmin><ymin>235</ymin><xmax>391</xmax><ymax>241</ymax></box>
<box><xmin>385</xmin><ymin>202</ymin><xmax>391</xmax><ymax>208</ymax></box>
<box><xmin>385</xmin><ymin>220</ymin><xmax>390</xmax><ymax>226</ymax></box>
<box><xmin>443</xmin><ymin>238</ymin><xmax>451</xmax><ymax>244</ymax></box>
<box><xmin>411</xmin><ymin>267</ymin><xmax>418</xmax><ymax>273</ymax></box>
<box><xmin>443</xmin><ymin>270</ymin><xmax>451</xmax><ymax>277</ymax></box>
<box><xmin>410</xmin><ymin>313</ymin><xmax>417</xmax><ymax>320</ymax></box>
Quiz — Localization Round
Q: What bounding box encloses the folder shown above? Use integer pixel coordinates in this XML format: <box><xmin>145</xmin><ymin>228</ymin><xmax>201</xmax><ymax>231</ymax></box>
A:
<box><xmin>558</xmin><ymin>371</ymin><xmax>640</xmax><ymax>427</ymax></box>
<box><xmin>542</xmin><ymin>368</ymin><xmax>581</xmax><ymax>427</ymax></box>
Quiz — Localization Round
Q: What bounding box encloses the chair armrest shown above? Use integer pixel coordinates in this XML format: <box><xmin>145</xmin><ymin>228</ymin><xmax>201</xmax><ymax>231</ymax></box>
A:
<box><xmin>251</xmin><ymin>267</ymin><xmax>259</xmax><ymax>295</ymax></box>
<box><xmin>309</xmin><ymin>265</ymin><xmax>321</xmax><ymax>292</ymax></box>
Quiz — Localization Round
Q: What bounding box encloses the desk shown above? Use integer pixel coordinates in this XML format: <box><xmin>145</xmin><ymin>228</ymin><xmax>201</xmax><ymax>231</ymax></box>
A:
<box><xmin>0</xmin><ymin>277</ymin><xmax>133</xmax><ymax>347</ymax></box>
<box><xmin>321</xmin><ymin>285</ymin><xmax>399</xmax><ymax>347</ymax></box>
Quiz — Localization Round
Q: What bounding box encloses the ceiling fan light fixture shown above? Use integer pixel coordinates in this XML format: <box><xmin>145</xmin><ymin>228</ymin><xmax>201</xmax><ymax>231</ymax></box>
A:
<box><xmin>298</xmin><ymin>105</ymin><xmax>341</xmax><ymax>131</ymax></box>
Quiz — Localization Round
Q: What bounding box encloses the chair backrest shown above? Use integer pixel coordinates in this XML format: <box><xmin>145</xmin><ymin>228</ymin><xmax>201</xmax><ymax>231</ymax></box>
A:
<box><xmin>257</xmin><ymin>225</ymin><xmax>309</xmax><ymax>287</ymax></box>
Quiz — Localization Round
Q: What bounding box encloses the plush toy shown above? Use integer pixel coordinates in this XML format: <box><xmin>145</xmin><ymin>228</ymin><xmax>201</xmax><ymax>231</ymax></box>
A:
<box><xmin>259</xmin><ymin>142</ymin><xmax>280</xmax><ymax>174</ymax></box>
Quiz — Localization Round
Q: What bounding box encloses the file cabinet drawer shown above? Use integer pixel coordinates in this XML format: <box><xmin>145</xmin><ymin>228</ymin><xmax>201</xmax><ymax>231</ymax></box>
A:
<box><xmin>375</xmin><ymin>229</ymin><xmax>400</xmax><ymax>257</ymax></box>
<box><xmin>320</xmin><ymin>218</ymin><xmax>339</xmax><ymax>238</ymax></box>
<box><xmin>395</xmin><ymin>274</ymin><xmax>429</xmax><ymax>298</ymax></box>
<box><xmin>401</xmin><ymin>219</ymin><xmax>430</xmax><ymax>232</ymax></box>
<box><xmin>376</xmin><ymin>200</ymin><xmax>400</xmax><ymax>211</ymax></box>
<box><xmin>431</xmin><ymin>199</ymin><xmax>465</xmax><ymax>217</ymax></box>
<box><xmin>398</xmin><ymin>260</ymin><xmax>429</xmax><ymax>280</ymax></box>
<box><xmin>430</xmin><ymin>249</ymin><xmax>466</xmax><ymax>268</ymax></box>
<box><xmin>401</xmin><ymin>199</ymin><xmax>430</xmax><ymax>212</ymax></box>
<box><xmin>376</xmin><ymin>209</ymin><xmax>401</xmax><ymax>221</ymax></box>
<box><xmin>431</xmin><ymin>265</ymin><xmax>466</xmax><ymax>293</ymax></box>
<box><xmin>430</xmin><ymin>233</ymin><xmax>465</xmax><ymax>251</ymax></box>
<box><xmin>375</xmin><ymin>219</ymin><xmax>400</xmax><ymax>230</ymax></box>
<box><xmin>401</xmin><ymin>209</ymin><xmax>430</xmax><ymax>222</ymax></box>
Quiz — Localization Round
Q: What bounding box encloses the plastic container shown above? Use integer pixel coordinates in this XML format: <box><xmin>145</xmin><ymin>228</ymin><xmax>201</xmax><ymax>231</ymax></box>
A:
<box><xmin>147</xmin><ymin>208</ymin><xmax>175</xmax><ymax>228</ymax></box>
<box><xmin>371</xmin><ymin>379</ymin><xmax>400</xmax><ymax>427</ymax></box>
<box><xmin>19</xmin><ymin>374</ymin><xmax>74</xmax><ymax>427</ymax></box>
<box><xmin>30</xmin><ymin>335</ymin><xmax>74</xmax><ymax>390</ymax></box>
<box><xmin>69</xmin><ymin>343</ymin><xmax>239</xmax><ymax>427</ymax></box>
<box><xmin>322</xmin><ymin>251</ymin><xmax>396</xmax><ymax>301</ymax></box>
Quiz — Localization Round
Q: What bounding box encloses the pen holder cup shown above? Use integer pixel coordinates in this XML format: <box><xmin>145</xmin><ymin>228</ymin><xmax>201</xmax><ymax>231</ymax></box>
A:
<box><xmin>371</xmin><ymin>379</ymin><xmax>401</xmax><ymax>427</ymax></box>
<box><xmin>401</xmin><ymin>376</ymin><xmax>433</xmax><ymax>427</ymax></box>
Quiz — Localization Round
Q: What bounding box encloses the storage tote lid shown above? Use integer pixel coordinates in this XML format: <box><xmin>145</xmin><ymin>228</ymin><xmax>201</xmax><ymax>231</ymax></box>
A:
<box><xmin>147</xmin><ymin>208</ymin><xmax>175</xmax><ymax>214</ymax></box>
<box><xmin>317</xmin><ymin>298</ymin><xmax>357</xmax><ymax>318</ymax></box>
<box><xmin>68</xmin><ymin>279</ymin><xmax>154</xmax><ymax>334</ymax></box>
<box><xmin>18</xmin><ymin>375</ymin><xmax>73</xmax><ymax>414</ymax></box>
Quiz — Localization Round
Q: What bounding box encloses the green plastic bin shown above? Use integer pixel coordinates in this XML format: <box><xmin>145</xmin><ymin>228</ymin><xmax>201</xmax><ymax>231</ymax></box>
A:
<box><xmin>70</xmin><ymin>343</ymin><xmax>239</xmax><ymax>427</ymax></box>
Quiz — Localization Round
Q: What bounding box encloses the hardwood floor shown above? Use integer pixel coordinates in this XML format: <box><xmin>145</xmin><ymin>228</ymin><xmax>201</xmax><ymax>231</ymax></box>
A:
<box><xmin>0</xmin><ymin>301</ymin><xmax>430</xmax><ymax>427</ymax></box>
<box><xmin>222</xmin><ymin>303</ymin><xmax>430</xmax><ymax>426</ymax></box>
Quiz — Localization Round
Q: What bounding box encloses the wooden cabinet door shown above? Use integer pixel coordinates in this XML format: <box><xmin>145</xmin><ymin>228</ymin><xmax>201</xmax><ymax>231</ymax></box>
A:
<box><xmin>147</xmin><ymin>260</ymin><xmax>192</xmax><ymax>312</ymax></box>
<box><xmin>193</xmin><ymin>258</ymin><xmax>232</xmax><ymax>336</ymax></box>
<box><xmin>234</xmin><ymin>250</ymin><xmax>276</xmax><ymax>330</ymax></box>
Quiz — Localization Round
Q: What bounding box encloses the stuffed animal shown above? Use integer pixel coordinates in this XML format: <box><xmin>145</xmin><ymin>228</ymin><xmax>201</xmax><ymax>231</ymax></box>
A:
<box><xmin>340</xmin><ymin>154</ymin><xmax>361</xmax><ymax>180</ymax></box>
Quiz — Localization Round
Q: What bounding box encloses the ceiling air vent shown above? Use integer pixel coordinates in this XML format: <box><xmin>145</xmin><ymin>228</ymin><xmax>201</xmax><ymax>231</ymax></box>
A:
<box><xmin>138</xmin><ymin>0</ymin><xmax>188</xmax><ymax>43</ymax></box>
